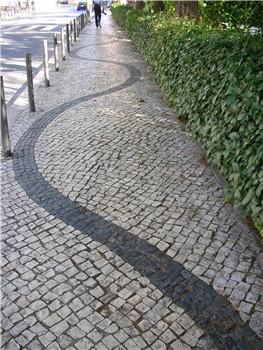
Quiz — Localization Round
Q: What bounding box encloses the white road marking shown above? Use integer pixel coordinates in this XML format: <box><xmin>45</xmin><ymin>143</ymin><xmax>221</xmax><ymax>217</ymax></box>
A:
<box><xmin>3</xmin><ymin>30</ymin><xmax>58</xmax><ymax>34</ymax></box>
<box><xmin>3</xmin><ymin>25</ymin><xmax>59</xmax><ymax>34</ymax></box>
<box><xmin>41</xmin><ymin>25</ymin><xmax>58</xmax><ymax>31</ymax></box>
<box><xmin>25</xmin><ymin>25</ymin><xmax>41</xmax><ymax>31</ymax></box>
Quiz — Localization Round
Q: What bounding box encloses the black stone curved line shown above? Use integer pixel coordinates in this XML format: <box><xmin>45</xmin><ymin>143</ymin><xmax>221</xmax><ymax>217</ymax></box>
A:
<box><xmin>13</xmin><ymin>49</ymin><xmax>263</xmax><ymax>350</ymax></box>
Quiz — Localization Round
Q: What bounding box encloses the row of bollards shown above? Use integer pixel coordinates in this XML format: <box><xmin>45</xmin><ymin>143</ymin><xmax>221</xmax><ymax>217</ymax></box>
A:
<box><xmin>1</xmin><ymin>11</ymin><xmax>89</xmax><ymax>157</ymax></box>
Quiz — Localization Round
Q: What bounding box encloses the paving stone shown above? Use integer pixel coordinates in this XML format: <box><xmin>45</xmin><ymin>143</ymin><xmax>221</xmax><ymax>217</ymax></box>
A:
<box><xmin>230</xmin><ymin>289</ymin><xmax>246</xmax><ymax>302</ymax></box>
<box><xmin>30</xmin><ymin>322</ymin><xmax>47</xmax><ymax>336</ymax></box>
<box><xmin>66</xmin><ymin>314</ymin><xmax>79</xmax><ymax>326</ymax></box>
<box><xmin>27</xmin><ymin>340</ymin><xmax>44</xmax><ymax>350</ymax></box>
<box><xmin>57</xmin><ymin>305</ymin><xmax>72</xmax><ymax>319</ymax></box>
<box><xmin>67</xmin><ymin>326</ymin><xmax>86</xmax><ymax>339</ymax></box>
<box><xmin>87</xmin><ymin>312</ymin><xmax>104</xmax><ymax>325</ymax></box>
<box><xmin>152</xmin><ymin>339</ymin><xmax>167</xmax><ymax>350</ymax></box>
<box><xmin>10</xmin><ymin>321</ymin><xmax>28</xmax><ymax>336</ymax></box>
<box><xmin>127</xmin><ymin>310</ymin><xmax>140</xmax><ymax>322</ymax></box>
<box><xmin>39</xmin><ymin>332</ymin><xmax>56</xmax><ymax>347</ymax></box>
<box><xmin>2</xmin><ymin>318</ymin><xmax>13</xmax><ymax>331</ymax></box>
<box><xmin>122</xmin><ymin>338</ymin><xmax>139</xmax><ymax>349</ymax></box>
<box><xmin>160</xmin><ymin>328</ymin><xmax>175</xmax><ymax>343</ymax></box>
<box><xmin>22</xmin><ymin>271</ymin><xmax>35</xmax><ymax>281</ymax></box>
<box><xmin>87</xmin><ymin>328</ymin><xmax>103</xmax><ymax>343</ymax></box>
<box><xmin>43</xmin><ymin>313</ymin><xmax>62</xmax><ymax>327</ymax></box>
<box><xmin>77</xmin><ymin>319</ymin><xmax>94</xmax><ymax>333</ymax></box>
<box><xmin>3</xmin><ymin>303</ymin><xmax>19</xmax><ymax>317</ymax></box>
<box><xmin>5</xmin><ymin>339</ymin><xmax>21</xmax><ymax>350</ymax></box>
<box><xmin>61</xmin><ymin>291</ymin><xmax>75</xmax><ymax>304</ymax></box>
<box><xmin>90</xmin><ymin>286</ymin><xmax>105</xmax><ymax>298</ymax></box>
<box><xmin>102</xmin><ymin>335</ymin><xmax>120</xmax><ymax>349</ymax></box>
<box><xmin>114</xmin><ymin>330</ymin><xmax>130</xmax><ymax>344</ymax></box>
<box><xmin>104</xmin><ymin>323</ymin><xmax>119</xmax><ymax>334</ymax></box>
<box><xmin>133</xmin><ymin>335</ymin><xmax>147</xmax><ymax>348</ymax></box>
<box><xmin>49</xmin><ymin>299</ymin><xmax>63</xmax><ymax>312</ymax></box>
<box><xmin>15</xmin><ymin>334</ymin><xmax>30</xmax><ymax>347</ymax></box>
<box><xmin>111</xmin><ymin>297</ymin><xmax>127</xmax><ymax>310</ymax></box>
<box><xmin>69</xmin><ymin>298</ymin><xmax>85</xmax><ymax>312</ymax></box>
<box><xmin>138</xmin><ymin>319</ymin><xmax>152</xmax><ymax>332</ymax></box>
<box><xmin>30</xmin><ymin>300</ymin><xmax>46</xmax><ymax>311</ymax></box>
<box><xmin>57</xmin><ymin>334</ymin><xmax>73</xmax><ymax>348</ymax></box>
<box><xmin>50</xmin><ymin>320</ymin><xmax>69</xmax><ymax>337</ymax></box>
<box><xmin>95</xmin><ymin>343</ymin><xmax>108</xmax><ymax>350</ymax></box>
<box><xmin>118</xmin><ymin>288</ymin><xmax>134</xmax><ymax>300</ymax></box>
<box><xmin>75</xmin><ymin>338</ymin><xmax>93</xmax><ymax>350</ymax></box>
<box><xmin>170</xmin><ymin>339</ymin><xmax>191</xmax><ymax>350</ymax></box>
<box><xmin>10</xmin><ymin>312</ymin><xmax>23</xmax><ymax>324</ymax></box>
<box><xmin>239</xmin><ymin>301</ymin><xmax>253</xmax><ymax>314</ymax></box>
<box><xmin>246</xmin><ymin>292</ymin><xmax>259</xmax><ymax>304</ymax></box>
<box><xmin>249</xmin><ymin>312</ymin><xmax>263</xmax><ymax>334</ymax></box>
<box><xmin>47</xmin><ymin>342</ymin><xmax>61</xmax><ymax>350</ymax></box>
<box><xmin>142</xmin><ymin>330</ymin><xmax>157</xmax><ymax>345</ymax></box>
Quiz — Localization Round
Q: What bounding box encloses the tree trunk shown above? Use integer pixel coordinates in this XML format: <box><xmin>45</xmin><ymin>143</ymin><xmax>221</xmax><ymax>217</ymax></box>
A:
<box><xmin>175</xmin><ymin>1</ymin><xmax>199</xmax><ymax>20</ymax></box>
<box><xmin>127</xmin><ymin>0</ymin><xmax>135</xmax><ymax>6</ymax></box>
<box><xmin>135</xmin><ymin>0</ymin><xmax>145</xmax><ymax>10</ymax></box>
<box><xmin>152</xmin><ymin>1</ymin><xmax>164</xmax><ymax>13</ymax></box>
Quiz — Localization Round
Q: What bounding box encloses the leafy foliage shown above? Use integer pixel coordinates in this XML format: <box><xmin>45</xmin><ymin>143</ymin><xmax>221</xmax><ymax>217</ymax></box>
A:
<box><xmin>200</xmin><ymin>1</ymin><xmax>263</xmax><ymax>31</ymax></box>
<box><xmin>112</xmin><ymin>5</ymin><xmax>263</xmax><ymax>234</ymax></box>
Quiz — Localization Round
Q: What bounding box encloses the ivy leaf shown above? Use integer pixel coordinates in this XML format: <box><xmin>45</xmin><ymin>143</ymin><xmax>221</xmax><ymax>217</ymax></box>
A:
<box><xmin>229</xmin><ymin>132</ymin><xmax>239</xmax><ymax>141</ymax></box>
<box><xmin>242</xmin><ymin>189</ymin><xmax>254</xmax><ymax>206</ymax></box>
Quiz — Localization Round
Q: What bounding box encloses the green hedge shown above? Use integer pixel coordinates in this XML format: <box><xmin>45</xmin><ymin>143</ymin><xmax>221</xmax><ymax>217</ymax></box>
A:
<box><xmin>112</xmin><ymin>5</ymin><xmax>263</xmax><ymax>235</ymax></box>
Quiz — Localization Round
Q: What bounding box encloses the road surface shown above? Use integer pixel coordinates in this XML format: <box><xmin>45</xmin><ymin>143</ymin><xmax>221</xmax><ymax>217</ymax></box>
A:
<box><xmin>0</xmin><ymin>4</ymin><xmax>88</xmax><ymax>109</ymax></box>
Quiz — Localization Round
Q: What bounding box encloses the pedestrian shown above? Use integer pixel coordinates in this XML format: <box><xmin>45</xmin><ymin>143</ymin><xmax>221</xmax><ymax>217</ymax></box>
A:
<box><xmin>93</xmin><ymin>0</ymin><xmax>102</xmax><ymax>28</ymax></box>
<box><xmin>102</xmin><ymin>0</ymin><xmax>107</xmax><ymax>13</ymax></box>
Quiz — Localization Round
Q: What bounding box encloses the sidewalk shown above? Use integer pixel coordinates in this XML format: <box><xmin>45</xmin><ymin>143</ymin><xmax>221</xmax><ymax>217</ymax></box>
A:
<box><xmin>1</xmin><ymin>14</ymin><xmax>263</xmax><ymax>350</ymax></box>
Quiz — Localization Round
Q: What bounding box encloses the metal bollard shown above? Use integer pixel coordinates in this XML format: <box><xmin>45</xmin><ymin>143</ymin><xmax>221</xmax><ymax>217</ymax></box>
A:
<box><xmin>0</xmin><ymin>76</ymin><xmax>12</xmax><ymax>157</ymax></box>
<box><xmin>66</xmin><ymin>24</ymin><xmax>70</xmax><ymax>53</ymax></box>
<box><xmin>25</xmin><ymin>53</ymin><xmax>36</xmax><ymax>112</ymax></box>
<box><xmin>70</xmin><ymin>21</ymin><xmax>73</xmax><ymax>46</ymax></box>
<box><xmin>43</xmin><ymin>40</ymin><xmax>50</xmax><ymax>87</ymax></box>
<box><xmin>61</xmin><ymin>27</ymin><xmax>66</xmax><ymax>61</ymax></box>
<box><xmin>73</xmin><ymin>19</ymin><xmax>77</xmax><ymax>42</ymax></box>
<box><xmin>76</xmin><ymin>17</ymin><xmax>80</xmax><ymax>37</ymax></box>
<box><xmin>53</xmin><ymin>33</ymin><xmax>59</xmax><ymax>71</ymax></box>
<box><xmin>76</xmin><ymin>18</ymin><xmax>78</xmax><ymax>37</ymax></box>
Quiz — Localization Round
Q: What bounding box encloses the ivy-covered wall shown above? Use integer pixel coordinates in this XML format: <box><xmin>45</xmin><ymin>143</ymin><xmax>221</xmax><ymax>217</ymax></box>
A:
<box><xmin>112</xmin><ymin>5</ymin><xmax>263</xmax><ymax>235</ymax></box>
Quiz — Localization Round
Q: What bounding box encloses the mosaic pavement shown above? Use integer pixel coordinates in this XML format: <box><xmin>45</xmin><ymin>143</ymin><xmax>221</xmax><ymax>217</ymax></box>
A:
<box><xmin>1</xmin><ymin>14</ymin><xmax>263</xmax><ymax>350</ymax></box>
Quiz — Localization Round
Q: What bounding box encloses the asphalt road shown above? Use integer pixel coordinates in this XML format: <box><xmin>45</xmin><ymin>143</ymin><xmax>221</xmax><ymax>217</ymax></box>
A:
<box><xmin>0</xmin><ymin>4</ymin><xmax>87</xmax><ymax>108</ymax></box>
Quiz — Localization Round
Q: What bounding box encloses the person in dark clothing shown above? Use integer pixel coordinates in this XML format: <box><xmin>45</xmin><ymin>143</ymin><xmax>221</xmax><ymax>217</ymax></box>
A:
<box><xmin>93</xmin><ymin>0</ymin><xmax>102</xmax><ymax>28</ymax></box>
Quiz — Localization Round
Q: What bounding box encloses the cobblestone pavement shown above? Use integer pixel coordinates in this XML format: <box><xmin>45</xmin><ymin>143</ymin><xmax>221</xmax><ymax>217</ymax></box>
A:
<box><xmin>1</xmin><ymin>15</ymin><xmax>263</xmax><ymax>350</ymax></box>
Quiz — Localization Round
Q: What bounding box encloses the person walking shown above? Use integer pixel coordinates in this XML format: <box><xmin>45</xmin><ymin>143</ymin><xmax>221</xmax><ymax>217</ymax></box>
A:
<box><xmin>93</xmin><ymin>0</ymin><xmax>102</xmax><ymax>28</ymax></box>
